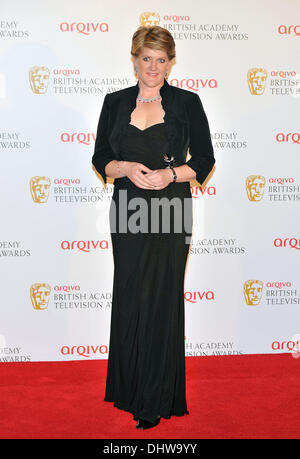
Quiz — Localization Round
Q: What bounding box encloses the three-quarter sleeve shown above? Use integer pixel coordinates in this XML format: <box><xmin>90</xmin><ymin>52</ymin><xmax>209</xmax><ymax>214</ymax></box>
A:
<box><xmin>92</xmin><ymin>94</ymin><xmax>115</xmax><ymax>184</ymax></box>
<box><xmin>185</xmin><ymin>93</ymin><xmax>215</xmax><ymax>186</ymax></box>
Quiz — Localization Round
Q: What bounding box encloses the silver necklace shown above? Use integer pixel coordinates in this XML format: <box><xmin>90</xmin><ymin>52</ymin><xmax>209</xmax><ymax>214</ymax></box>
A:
<box><xmin>137</xmin><ymin>92</ymin><xmax>162</xmax><ymax>103</ymax></box>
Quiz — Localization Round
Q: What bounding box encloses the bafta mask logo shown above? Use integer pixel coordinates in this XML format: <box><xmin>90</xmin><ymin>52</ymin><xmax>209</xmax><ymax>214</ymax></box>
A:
<box><xmin>245</xmin><ymin>175</ymin><xmax>266</xmax><ymax>201</ymax></box>
<box><xmin>30</xmin><ymin>283</ymin><xmax>51</xmax><ymax>310</ymax></box>
<box><xmin>30</xmin><ymin>176</ymin><xmax>51</xmax><ymax>203</ymax></box>
<box><xmin>139</xmin><ymin>12</ymin><xmax>160</xmax><ymax>27</ymax></box>
<box><xmin>247</xmin><ymin>68</ymin><xmax>268</xmax><ymax>95</ymax></box>
<box><xmin>243</xmin><ymin>280</ymin><xmax>263</xmax><ymax>306</ymax></box>
<box><xmin>29</xmin><ymin>66</ymin><xmax>50</xmax><ymax>94</ymax></box>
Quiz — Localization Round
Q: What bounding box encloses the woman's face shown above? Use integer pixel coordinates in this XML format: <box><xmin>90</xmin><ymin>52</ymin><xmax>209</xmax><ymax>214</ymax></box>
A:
<box><xmin>134</xmin><ymin>47</ymin><xmax>170</xmax><ymax>88</ymax></box>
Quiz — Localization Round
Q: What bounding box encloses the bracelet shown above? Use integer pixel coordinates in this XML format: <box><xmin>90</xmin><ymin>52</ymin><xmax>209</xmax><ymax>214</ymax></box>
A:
<box><xmin>116</xmin><ymin>161</ymin><xmax>126</xmax><ymax>177</ymax></box>
<box><xmin>170</xmin><ymin>167</ymin><xmax>177</xmax><ymax>182</ymax></box>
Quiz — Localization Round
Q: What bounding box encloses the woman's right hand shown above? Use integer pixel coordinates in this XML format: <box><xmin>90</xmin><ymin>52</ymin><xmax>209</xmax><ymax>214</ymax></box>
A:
<box><xmin>122</xmin><ymin>161</ymin><xmax>157</xmax><ymax>189</ymax></box>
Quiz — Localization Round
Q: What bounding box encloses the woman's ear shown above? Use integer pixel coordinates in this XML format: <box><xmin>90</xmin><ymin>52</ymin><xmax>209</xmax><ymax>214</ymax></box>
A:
<box><xmin>131</xmin><ymin>56</ymin><xmax>138</xmax><ymax>73</ymax></box>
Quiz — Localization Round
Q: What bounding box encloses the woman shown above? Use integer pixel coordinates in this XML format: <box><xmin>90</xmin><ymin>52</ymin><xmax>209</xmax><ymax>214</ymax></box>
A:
<box><xmin>92</xmin><ymin>26</ymin><xmax>215</xmax><ymax>430</ymax></box>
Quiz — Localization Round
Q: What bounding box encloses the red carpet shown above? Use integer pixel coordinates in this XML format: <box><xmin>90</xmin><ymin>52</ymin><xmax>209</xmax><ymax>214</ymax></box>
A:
<box><xmin>0</xmin><ymin>353</ymin><xmax>299</xmax><ymax>439</ymax></box>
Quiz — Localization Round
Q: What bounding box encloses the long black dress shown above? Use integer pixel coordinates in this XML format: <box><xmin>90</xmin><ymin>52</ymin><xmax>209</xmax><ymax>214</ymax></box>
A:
<box><xmin>104</xmin><ymin>121</ymin><xmax>192</xmax><ymax>424</ymax></box>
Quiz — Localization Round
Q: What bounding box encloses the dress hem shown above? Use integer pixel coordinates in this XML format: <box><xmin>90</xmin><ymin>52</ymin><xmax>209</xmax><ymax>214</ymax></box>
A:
<box><xmin>104</xmin><ymin>397</ymin><xmax>189</xmax><ymax>423</ymax></box>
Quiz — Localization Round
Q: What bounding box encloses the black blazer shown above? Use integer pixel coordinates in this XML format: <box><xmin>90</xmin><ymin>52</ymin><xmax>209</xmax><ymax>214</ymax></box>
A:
<box><xmin>92</xmin><ymin>78</ymin><xmax>215</xmax><ymax>186</ymax></box>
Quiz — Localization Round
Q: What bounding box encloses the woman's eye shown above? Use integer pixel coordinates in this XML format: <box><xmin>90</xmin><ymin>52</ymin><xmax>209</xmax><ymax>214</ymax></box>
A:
<box><xmin>142</xmin><ymin>57</ymin><xmax>166</xmax><ymax>63</ymax></box>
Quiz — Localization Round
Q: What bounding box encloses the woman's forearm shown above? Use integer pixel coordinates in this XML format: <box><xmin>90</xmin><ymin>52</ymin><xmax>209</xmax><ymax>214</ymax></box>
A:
<box><xmin>105</xmin><ymin>160</ymin><xmax>129</xmax><ymax>179</ymax></box>
<box><xmin>105</xmin><ymin>160</ymin><xmax>196</xmax><ymax>183</ymax></box>
<box><xmin>171</xmin><ymin>164</ymin><xmax>196</xmax><ymax>183</ymax></box>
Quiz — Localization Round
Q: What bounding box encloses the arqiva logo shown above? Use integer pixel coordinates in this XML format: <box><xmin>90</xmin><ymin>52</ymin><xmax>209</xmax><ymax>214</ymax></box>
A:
<box><xmin>278</xmin><ymin>24</ymin><xmax>300</xmax><ymax>36</ymax></box>
<box><xmin>60</xmin><ymin>132</ymin><xmax>96</xmax><ymax>145</ymax></box>
<box><xmin>163</xmin><ymin>15</ymin><xmax>191</xmax><ymax>22</ymax></box>
<box><xmin>191</xmin><ymin>185</ymin><xmax>216</xmax><ymax>198</ymax></box>
<box><xmin>184</xmin><ymin>290</ymin><xmax>215</xmax><ymax>302</ymax></box>
<box><xmin>61</xmin><ymin>240</ymin><xmax>109</xmax><ymax>252</ymax></box>
<box><xmin>271</xmin><ymin>340</ymin><xmax>299</xmax><ymax>352</ymax></box>
<box><xmin>54</xmin><ymin>178</ymin><xmax>80</xmax><ymax>185</ymax></box>
<box><xmin>59</xmin><ymin>22</ymin><xmax>109</xmax><ymax>35</ymax></box>
<box><xmin>170</xmin><ymin>78</ymin><xmax>217</xmax><ymax>91</ymax></box>
<box><xmin>274</xmin><ymin>238</ymin><xmax>300</xmax><ymax>250</ymax></box>
<box><xmin>60</xmin><ymin>345</ymin><xmax>108</xmax><ymax>358</ymax></box>
<box><xmin>54</xmin><ymin>285</ymin><xmax>80</xmax><ymax>292</ymax></box>
<box><xmin>276</xmin><ymin>132</ymin><xmax>300</xmax><ymax>144</ymax></box>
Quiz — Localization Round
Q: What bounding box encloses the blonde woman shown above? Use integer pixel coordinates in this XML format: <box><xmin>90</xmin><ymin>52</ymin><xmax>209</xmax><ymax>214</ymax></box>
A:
<box><xmin>92</xmin><ymin>26</ymin><xmax>215</xmax><ymax>430</ymax></box>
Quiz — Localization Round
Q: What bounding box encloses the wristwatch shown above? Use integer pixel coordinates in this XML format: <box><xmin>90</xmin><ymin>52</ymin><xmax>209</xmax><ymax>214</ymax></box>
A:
<box><xmin>170</xmin><ymin>167</ymin><xmax>177</xmax><ymax>182</ymax></box>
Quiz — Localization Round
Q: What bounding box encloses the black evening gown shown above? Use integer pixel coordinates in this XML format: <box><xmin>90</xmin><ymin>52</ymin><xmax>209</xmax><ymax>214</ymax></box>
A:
<box><xmin>104</xmin><ymin>121</ymin><xmax>192</xmax><ymax>424</ymax></box>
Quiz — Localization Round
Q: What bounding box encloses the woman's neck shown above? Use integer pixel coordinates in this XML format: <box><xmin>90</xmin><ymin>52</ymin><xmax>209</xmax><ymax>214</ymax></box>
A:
<box><xmin>137</xmin><ymin>79</ymin><xmax>165</xmax><ymax>99</ymax></box>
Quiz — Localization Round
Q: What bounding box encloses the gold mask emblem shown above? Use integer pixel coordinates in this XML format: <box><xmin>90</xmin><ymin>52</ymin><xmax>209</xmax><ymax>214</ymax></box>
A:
<box><xmin>30</xmin><ymin>283</ymin><xmax>51</xmax><ymax>310</ymax></box>
<box><xmin>30</xmin><ymin>176</ymin><xmax>51</xmax><ymax>203</ymax></box>
<box><xmin>139</xmin><ymin>12</ymin><xmax>160</xmax><ymax>27</ymax></box>
<box><xmin>245</xmin><ymin>175</ymin><xmax>266</xmax><ymax>201</ymax></box>
<box><xmin>247</xmin><ymin>68</ymin><xmax>268</xmax><ymax>95</ymax></box>
<box><xmin>29</xmin><ymin>66</ymin><xmax>50</xmax><ymax>94</ymax></box>
<box><xmin>243</xmin><ymin>280</ymin><xmax>263</xmax><ymax>306</ymax></box>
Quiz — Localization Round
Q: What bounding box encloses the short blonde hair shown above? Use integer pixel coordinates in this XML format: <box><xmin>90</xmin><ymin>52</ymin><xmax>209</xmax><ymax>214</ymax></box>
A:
<box><xmin>131</xmin><ymin>26</ymin><xmax>176</xmax><ymax>60</ymax></box>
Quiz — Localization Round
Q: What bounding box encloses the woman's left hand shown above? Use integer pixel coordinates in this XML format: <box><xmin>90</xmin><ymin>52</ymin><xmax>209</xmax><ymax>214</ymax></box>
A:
<box><xmin>144</xmin><ymin>168</ymin><xmax>173</xmax><ymax>189</ymax></box>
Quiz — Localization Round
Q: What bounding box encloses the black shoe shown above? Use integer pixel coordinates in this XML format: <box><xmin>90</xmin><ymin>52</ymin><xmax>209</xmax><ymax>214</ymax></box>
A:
<box><xmin>136</xmin><ymin>416</ymin><xmax>160</xmax><ymax>429</ymax></box>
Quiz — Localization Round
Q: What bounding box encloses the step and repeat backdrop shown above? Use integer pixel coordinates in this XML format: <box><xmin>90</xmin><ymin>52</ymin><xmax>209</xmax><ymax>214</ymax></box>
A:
<box><xmin>0</xmin><ymin>0</ymin><xmax>299</xmax><ymax>362</ymax></box>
